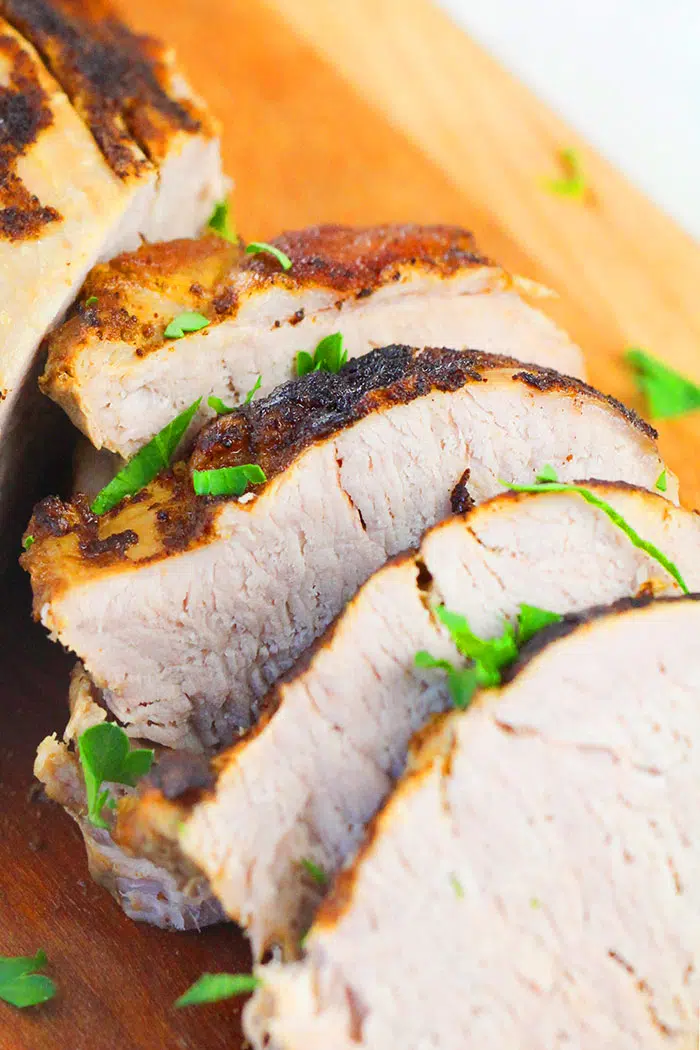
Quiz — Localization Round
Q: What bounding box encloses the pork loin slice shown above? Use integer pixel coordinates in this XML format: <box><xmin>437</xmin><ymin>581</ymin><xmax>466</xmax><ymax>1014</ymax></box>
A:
<box><xmin>40</xmin><ymin>224</ymin><xmax>585</xmax><ymax>458</ymax></box>
<box><xmin>0</xmin><ymin>2</ymin><xmax>224</xmax><ymax>556</ymax></box>
<box><xmin>246</xmin><ymin>595</ymin><xmax>700</xmax><ymax>1050</ymax></box>
<box><xmin>24</xmin><ymin>348</ymin><xmax>670</xmax><ymax>751</ymax></box>
<box><xmin>116</xmin><ymin>482</ymin><xmax>698</xmax><ymax>953</ymax></box>
<box><xmin>34</xmin><ymin>664</ymin><xmax>223</xmax><ymax>930</ymax></box>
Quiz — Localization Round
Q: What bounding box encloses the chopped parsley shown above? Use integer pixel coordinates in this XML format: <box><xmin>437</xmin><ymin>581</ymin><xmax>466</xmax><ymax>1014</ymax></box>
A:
<box><xmin>175</xmin><ymin>973</ymin><xmax>261</xmax><ymax>1008</ymax></box>
<box><xmin>449</xmin><ymin>873</ymin><xmax>464</xmax><ymax>899</ymax></box>
<box><xmin>416</xmin><ymin>603</ymin><xmax>561</xmax><ymax>710</ymax></box>
<box><xmin>296</xmin><ymin>333</ymin><xmax>348</xmax><ymax>377</ymax></box>
<box><xmin>91</xmin><ymin>398</ymin><xmax>201</xmax><ymax>515</ymax></box>
<box><xmin>164</xmin><ymin>311</ymin><xmax>210</xmax><ymax>340</ymax></box>
<box><xmin>626</xmin><ymin>348</ymin><xmax>700</xmax><ymax>420</ymax></box>
<box><xmin>541</xmin><ymin>147</ymin><xmax>587</xmax><ymax>201</ymax></box>
<box><xmin>300</xmin><ymin>858</ymin><xmax>328</xmax><ymax>887</ymax></box>
<box><xmin>192</xmin><ymin>464</ymin><xmax>266</xmax><ymax>498</ymax></box>
<box><xmin>84</xmin><ymin>296</ymin><xmax>98</xmax><ymax>307</ymax></box>
<box><xmin>207</xmin><ymin>199</ymin><xmax>237</xmax><ymax>243</ymax></box>
<box><xmin>22</xmin><ymin>535</ymin><xmax>34</xmax><ymax>552</ymax></box>
<box><xmin>78</xmin><ymin>723</ymin><xmax>154</xmax><ymax>829</ymax></box>
<box><xmin>530</xmin><ymin>898</ymin><xmax>541</xmax><ymax>909</ymax></box>
<box><xmin>208</xmin><ymin>375</ymin><xmax>261</xmax><ymax>416</ymax></box>
<box><xmin>656</xmin><ymin>469</ymin><xmax>668</xmax><ymax>492</ymax></box>
<box><xmin>0</xmin><ymin>951</ymin><xmax>55</xmax><ymax>1008</ymax></box>
<box><xmin>502</xmin><ymin>466</ymin><xmax>688</xmax><ymax>594</ymax></box>
<box><xmin>245</xmin><ymin>242</ymin><xmax>292</xmax><ymax>271</ymax></box>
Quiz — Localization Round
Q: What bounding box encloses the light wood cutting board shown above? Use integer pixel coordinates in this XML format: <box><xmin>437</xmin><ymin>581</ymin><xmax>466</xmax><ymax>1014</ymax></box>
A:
<box><xmin>4</xmin><ymin>2</ymin><xmax>699</xmax><ymax>1049</ymax></box>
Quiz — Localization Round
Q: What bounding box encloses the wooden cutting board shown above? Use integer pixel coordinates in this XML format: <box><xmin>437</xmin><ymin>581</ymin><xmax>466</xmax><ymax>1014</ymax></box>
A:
<box><xmin>3</xmin><ymin>2</ymin><xmax>699</xmax><ymax>1048</ymax></box>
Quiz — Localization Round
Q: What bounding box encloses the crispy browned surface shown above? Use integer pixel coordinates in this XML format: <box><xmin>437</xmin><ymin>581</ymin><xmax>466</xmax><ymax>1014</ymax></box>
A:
<box><xmin>0</xmin><ymin>0</ymin><xmax>212</xmax><ymax>176</ymax></box>
<box><xmin>23</xmin><ymin>347</ymin><xmax>657</xmax><ymax>611</ymax></box>
<box><xmin>0</xmin><ymin>26</ymin><xmax>61</xmax><ymax>240</ymax></box>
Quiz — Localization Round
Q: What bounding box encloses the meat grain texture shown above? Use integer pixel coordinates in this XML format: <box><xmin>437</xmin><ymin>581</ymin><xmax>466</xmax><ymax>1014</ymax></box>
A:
<box><xmin>0</xmin><ymin>0</ymin><xmax>224</xmax><ymax>557</ymax></box>
<box><xmin>114</xmin><ymin>483</ymin><xmax>699</xmax><ymax>949</ymax></box>
<box><xmin>247</xmin><ymin>596</ymin><xmax>700</xmax><ymax>1050</ymax></box>
<box><xmin>24</xmin><ymin>348</ymin><xmax>672</xmax><ymax>752</ymax></box>
<box><xmin>40</xmin><ymin>224</ymin><xmax>585</xmax><ymax>458</ymax></box>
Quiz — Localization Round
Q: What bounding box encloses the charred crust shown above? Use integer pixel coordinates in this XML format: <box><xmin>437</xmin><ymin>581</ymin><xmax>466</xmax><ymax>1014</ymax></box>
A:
<box><xmin>502</xmin><ymin>593</ymin><xmax>700</xmax><ymax>684</ymax></box>
<box><xmin>0</xmin><ymin>0</ymin><xmax>206</xmax><ymax>178</ymax></box>
<box><xmin>79</xmin><ymin>528</ymin><xmax>138</xmax><ymax>559</ymax></box>
<box><xmin>146</xmin><ymin>750</ymin><xmax>216</xmax><ymax>801</ymax></box>
<box><xmin>512</xmin><ymin>369</ymin><xmax>657</xmax><ymax>440</ymax></box>
<box><xmin>28</xmin><ymin>493</ymin><xmax>95</xmax><ymax>539</ymax></box>
<box><xmin>450</xmin><ymin>468</ymin><xmax>475</xmax><ymax>516</ymax></box>
<box><xmin>0</xmin><ymin>31</ymin><xmax>62</xmax><ymax>240</ymax></box>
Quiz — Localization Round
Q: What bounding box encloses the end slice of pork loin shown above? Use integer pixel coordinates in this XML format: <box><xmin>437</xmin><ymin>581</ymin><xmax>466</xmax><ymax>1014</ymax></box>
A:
<box><xmin>40</xmin><ymin>224</ymin><xmax>585</xmax><ymax>458</ymax></box>
<box><xmin>34</xmin><ymin>664</ymin><xmax>223</xmax><ymax>930</ymax></box>
<box><xmin>117</xmin><ymin>482</ymin><xmax>699</xmax><ymax>955</ymax></box>
<box><xmin>246</xmin><ymin>595</ymin><xmax>700</xmax><ymax>1050</ymax></box>
<box><xmin>0</xmin><ymin>2</ymin><xmax>224</xmax><ymax>556</ymax></box>
<box><xmin>24</xmin><ymin>348</ymin><xmax>671</xmax><ymax>751</ymax></box>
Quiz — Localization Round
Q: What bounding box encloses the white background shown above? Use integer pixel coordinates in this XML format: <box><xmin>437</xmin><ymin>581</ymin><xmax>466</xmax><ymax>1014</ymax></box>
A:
<box><xmin>438</xmin><ymin>0</ymin><xmax>700</xmax><ymax>240</ymax></box>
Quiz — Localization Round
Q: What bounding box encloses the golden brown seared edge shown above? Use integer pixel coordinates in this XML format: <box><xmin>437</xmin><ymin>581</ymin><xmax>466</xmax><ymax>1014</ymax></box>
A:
<box><xmin>41</xmin><ymin>223</ymin><xmax>492</xmax><ymax>381</ymax></box>
<box><xmin>0</xmin><ymin>0</ymin><xmax>215</xmax><ymax>177</ymax></box>
<box><xmin>22</xmin><ymin>346</ymin><xmax>656</xmax><ymax>604</ymax></box>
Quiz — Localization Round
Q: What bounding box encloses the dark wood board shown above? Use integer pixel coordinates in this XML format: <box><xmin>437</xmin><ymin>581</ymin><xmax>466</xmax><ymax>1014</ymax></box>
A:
<box><xmin>2</xmin><ymin>0</ymin><xmax>700</xmax><ymax>1047</ymax></box>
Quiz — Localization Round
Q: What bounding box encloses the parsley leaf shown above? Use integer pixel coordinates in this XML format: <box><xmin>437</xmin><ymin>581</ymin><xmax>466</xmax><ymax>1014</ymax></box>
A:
<box><xmin>245</xmin><ymin>242</ymin><xmax>292</xmax><ymax>271</ymax></box>
<box><xmin>22</xmin><ymin>535</ymin><xmax>34</xmax><ymax>552</ymax></box>
<box><xmin>296</xmin><ymin>333</ymin><xmax>348</xmax><ymax>377</ymax></box>
<box><xmin>175</xmin><ymin>973</ymin><xmax>260</xmax><ymax>1008</ymax></box>
<box><xmin>415</xmin><ymin>602</ymin><xmax>561</xmax><ymax>710</ymax></box>
<box><xmin>192</xmin><ymin>464</ymin><xmax>266</xmax><ymax>498</ymax></box>
<box><xmin>656</xmin><ymin>469</ymin><xmax>668</xmax><ymax>493</ymax></box>
<box><xmin>300</xmin><ymin>858</ymin><xmax>328</xmax><ymax>887</ymax></box>
<box><xmin>84</xmin><ymin>296</ymin><xmax>98</xmax><ymax>307</ymax></box>
<box><xmin>501</xmin><ymin>468</ymin><xmax>688</xmax><ymax>594</ymax></box>
<box><xmin>91</xmin><ymin>398</ymin><xmax>202</xmax><ymax>515</ymax></box>
<box><xmin>78</xmin><ymin>724</ymin><xmax>154</xmax><ymax>829</ymax></box>
<box><xmin>0</xmin><ymin>951</ymin><xmax>56</xmax><ymax>1008</ymax></box>
<box><xmin>208</xmin><ymin>376</ymin><xmax>261</xmax><ymax>416</ymax></box>
<box><xmin>541</xmin><ymin>148</ymin><xmax>587</xmax><ymax>200</ymax></box>
<box><xmin>207</xmin><ymin>199</ymin><xmax>237</xmax><ymax>243</ymax></box>
<box><xmin>449</xmin><ymin>873</ymin><xmax>464</xmax><ymax>899</ymax></box>
<box><xmin>626</xmin><ymin>348</ymin><xmax>700</xmax><ymax>420</ymax></box>
<box><xmin>164</xmin><ymin>312</ymin><xmax>210</xmax><ymax>340</ymax></box>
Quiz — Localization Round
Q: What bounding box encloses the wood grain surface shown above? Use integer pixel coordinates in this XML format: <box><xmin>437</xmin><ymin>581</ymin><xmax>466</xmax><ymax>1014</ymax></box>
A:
<box><xmin>2</xmin><ymin>1</ymin><xmax>699</xmax><ymax>1048</ymax></box>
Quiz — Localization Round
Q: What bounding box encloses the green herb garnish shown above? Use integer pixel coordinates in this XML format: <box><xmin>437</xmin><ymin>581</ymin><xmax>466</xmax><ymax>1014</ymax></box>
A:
<box><xmin>449</xmin><ymin>874</ymin><xmax>464</xmax><ymax>899</ymax></box>
<box><xmin>22</xmin><ymin>535</ymin><xmax>34</xmax><ymax>552</ymax></box>
<box><xmin>78</xmin><ymin>724</ymin><xmax>154</xmax><ymax>829</ymax></box>
<box><xmin>192</xmin><ymin>464</ymin><xmax>266</xmax><ymax>498</ymax></box>
<box><xmin>243</xmin><ymin>374</ymin><xmax>262</xmax><ymax>405</ymax></box>
<box><xmin>0</xmin><ymin>951</ymin><xmax>56</xmax><ymax>1008</ymax></box>
<box><xmin>91</xmin><ymin>398</ymin><xmax>201</xmax><ymax>515</ymax></box>
<box><xmin>300</xmin><ymin>858</ymin><xmax>328</xmax><ymax>887</ymax></box>
<box><xmin>175</xmin><ymin>973</ymin><xmax>261</xmax><ymax>1008</ymax></box>
<box><xmin>415</xmin><ymin>603</ymin><xmax>560</xmax><ymax>710</ymax></box>
<box><xmin>626</xmin><ymin>348</ymin><xmax>700</xmax><ymax>420</ymax></box>
<box><xmin>207</xmin><ymin>199</ymin><xmax>237</xmax><ymax>243</ymax></box>
<box><xmin>655</xmin><ymin>469</ymin><xmax>668</xmax><ymax>493</ymax></box>
<box><xmin>541</xmin><ymin>148</ymin><xmax>587</xmax><ymax>200</ymax></box>
<box><xmin>296</xmin><ymin>333</ymin><xmax>348</xmax><ymax>377</ymax></box>
<box><xmin>84</xmin><ymin>296</ymin><xmax>98</xmax><ymax>307</ymax></box>
<box><xmin>501</xmin><ymin>467</ymin><xmax>688</xmax><ymax>594</ymax></box>
<box><xmin>164</xmin><ymin>312</ymin><xmax>210</xmax><ymax>340</ymax></box>
<box><xmin>208</xmin><ymin>375</ymin><xmax>261</xmax><ymax>416</ymax></box>
<box><xmin>245</xmin><ymin>242</ymin><xmax>292</xmax><ymax>271</ymax></box>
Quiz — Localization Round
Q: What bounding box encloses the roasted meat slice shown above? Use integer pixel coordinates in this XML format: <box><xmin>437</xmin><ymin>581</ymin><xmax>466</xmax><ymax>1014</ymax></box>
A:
<box><xmin>24</xmin><ymin>348</ymin><xmax>669</xmax><ymax>752</ymax></box>
<box><xmin>246</xmin><ymin>595</ymin><xmax>700</xmax><ymax>1050</ymax></box>
<box><xmin>40</xmin><ymin>224</ymin><xmax>585</xmax><ymax>458</ymax></box>
<box><xmin>112</xmin><ymin>482</ymin><xmax>698</xmax><ymax>951</ymax></box>
<box><xmin>0</xmin><ymin>0</ymin><xmax>224</xmax><ymax>557</ymax></box>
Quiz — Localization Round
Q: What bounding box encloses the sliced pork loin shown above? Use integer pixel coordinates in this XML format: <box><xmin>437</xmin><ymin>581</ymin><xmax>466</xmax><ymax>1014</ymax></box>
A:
<box><xmin>114</xmin><ymin>483</ymin><xmax>699</xmax><ymax>953</ymax></box>
<box><xmin>247</xmin><ymin>595</ymin><xmax>700</xmax><ymax>1050</ymax></box>
<box><xmin>24</xmin><ymin>348</ymin><xmax>671</xmax><ymax>752</ymax></box>
<box><xmin>0</xmin><ymin>0</ymin><xmax>224</xmax><ymax>555</ymax></box>
<box><xmin>34</xmin><ymin>664</ymin><xmax>223</xmax><ymax>930</ymax></box>
<box><xmin>40</xmin><ymin>224</ymin><xmax>585</xmax><ymax>458</ymax></box>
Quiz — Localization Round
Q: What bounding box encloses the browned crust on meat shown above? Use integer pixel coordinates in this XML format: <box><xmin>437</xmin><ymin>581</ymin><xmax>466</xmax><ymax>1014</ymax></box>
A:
<box><xmin>0</xmin><ymin>0</ymin><xmax>213</xmax><ymax>178</ymax></box>
<box><xmin>115</xmin><ymin>790</ymin><xmax>199</xmax><ymax>879</ymax></box>
<box><xmin>0</xmin><ymin>28</ymin><xmax>61</xmax><ymax>240</ymax></box>
<box><xmin>23</xmin><ymin>348</ymin><xmax>657</xmax><ymax>607</ymax></box>
<box><xmin>41</xmin><ymin>224</ymin><xmax>497</xmax><ymax>385</ymax></box>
